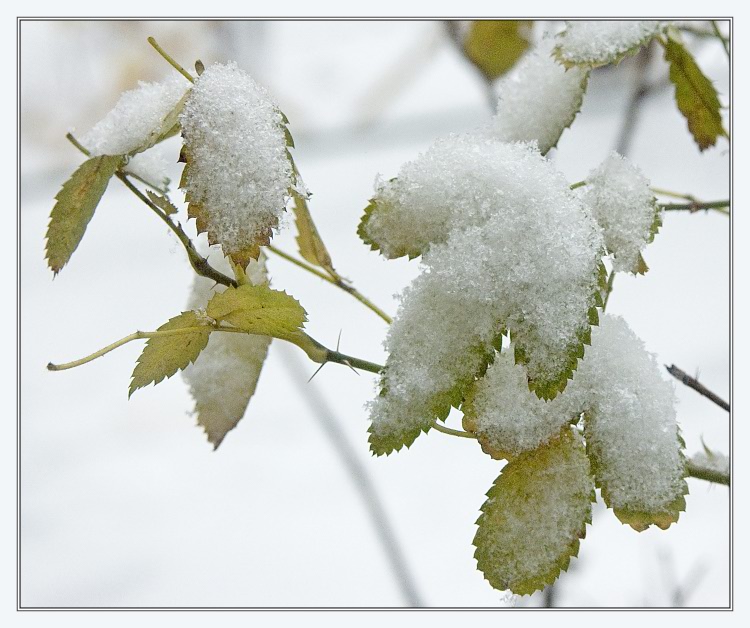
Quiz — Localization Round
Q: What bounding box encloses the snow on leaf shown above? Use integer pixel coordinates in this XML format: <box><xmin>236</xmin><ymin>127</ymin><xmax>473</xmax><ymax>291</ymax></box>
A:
<box><xmin>129</xmin><ymin>311</ymin><xmax>213</xmax><ymax>397</ymax></box>
<box><xmin>183</xmin><ymin>254</ymin><xmax>271</xmax><ymax>448</ymax></box>
<box><xmin>580</xmin><ymin>152</ymin><xmax>660</xmax><ymax>274</ymax></box>
<box><xmin>180</xmin><ymin>62</ymin><xmax>297</xmax><ymax>268</ymax></box>
<box><xmin>206</xmin><ymin>283</ymin><xmax>307</xmax><ymax>343</ymax></box>
<box><xmin>554</xmin><ymin>21</ymin><xmax>663</xmax><ymax>69</ymax></box>
<box><xmin>463</xmin><ymin>20</ymin><xmax>533</xmax><ymax>81</ymax></box>
<box><xmin>490</xmin><ymin>40</ymin><xmax>589</xmax><ymax>154</ymax></box>
<box><xmin>578</xmin><ymin>316</ymin><xmax>688</xmax><ymax>531</ymax></box>
<box><xmin>45</xmin><ymin>154</ymin><xmax>124</xmax><ymax>274</ymax></box>
<box><xmin>473</xmin><ymin>428</ymin><xmax>595</xmax><ymax>595</ymax></box>
<box><xmin>662</xmin><ymin>35</ymin><xmax>728</xmax><ymax>151</ymax></box>
<box><xmin>80</xmin><ymin>75</ymin><xmax>190</xmax><ymax>157</ymax></box>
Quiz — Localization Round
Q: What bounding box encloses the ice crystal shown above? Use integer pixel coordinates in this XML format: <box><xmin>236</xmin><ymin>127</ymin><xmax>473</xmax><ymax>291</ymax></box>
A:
<box><xmin>491</xmin><ymin>41</ymin><xmax>589</xmax><ymax>154</ymax></box>
<box><xmin>81</xmin><ymin>75</ymin><xmax>189</xmax><ymax>156</ymax></box>
<box><xmin>581</xmin><ymin>152</ymin><xmax>659</xmax><ymax>273</ymax></box>
<box><xmin>554</xmin><ymin>21</ymin><xmax>662</xmax><ymax>68</ymax></box>
<box><xmin>180</xmin><ymin>62</ymin><xmax>296</xmax><ymax>264</ymax></box>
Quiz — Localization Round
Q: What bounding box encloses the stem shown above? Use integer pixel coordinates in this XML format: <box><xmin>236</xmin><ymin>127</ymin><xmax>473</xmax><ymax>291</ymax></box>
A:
<box><xmin>66</xmin><ymin>133</ymin><xmax>237</xmax><ymax>289</ymax></box>
<box><xmin>686</xmin><ymin>461</ymin><xmax>729</xmax><ymax>486</ymax></box>
<box><xmin>666</xmin><ymin>364</ymin><xmax>730</xmax><ymax>412</ymax></box>
<box><xmin>569</xmin><ymin>180</ymin><xmax>586</xmax><ymax>190</ymax></box>
<box><xmin>266</xmin><ymin>245</ymin><xmax>393</xmax><ymax>324</ymax></box>
<box><xmin>147</xmin><ymin>37</ymin><xmax>195</xmax><ymax>83</ymax></box>
<box><xmin>660</xmin><ymin>200</ymin><xmax>730</xmax><ymax>214</ymax></box>
<box><xmin>711</xmin><ymin>21</ymin><xmax>731</xmax><ymax>58</ymax></box>
<box><xmin>603</xmin><ymin>271</ymin><xmax>615</xmax><ymax>312</ymax></box>
<box><xmin>651</xmin><ymin>187</ymin><xmax>699</xmax><ymax>202</ymax></box>
<box><xmin>430</xmin><ymin>420</ymin><xmax>477</xmax><ymax>440</ymax></box>
<box><xmin>47</xmin><ymin>326</ymin><xmax>244</xmax><ymax>371</ymax></box>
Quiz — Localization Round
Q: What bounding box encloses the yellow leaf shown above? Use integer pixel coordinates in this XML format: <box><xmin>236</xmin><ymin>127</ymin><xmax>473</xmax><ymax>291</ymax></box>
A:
<box><xmin>464</xmin><ymin>21</ymin><xmax>533</xmax><ymax>81</ymax></box>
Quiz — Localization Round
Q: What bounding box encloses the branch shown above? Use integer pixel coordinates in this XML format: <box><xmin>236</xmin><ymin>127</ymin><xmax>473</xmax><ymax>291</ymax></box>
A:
<box><xmin>660</xmin><ymin>200</ymin><xmax>729</xmax><ymax>214</ymax></box>
<box><xmin>666</xmin><ymin>364</ymin><xmax>730</xmax><ymax>412</ymax></box>
<box><xmin>686</xmin><ymin>460</ymin><xmax>729</xmax><ymax>486</ymax></box>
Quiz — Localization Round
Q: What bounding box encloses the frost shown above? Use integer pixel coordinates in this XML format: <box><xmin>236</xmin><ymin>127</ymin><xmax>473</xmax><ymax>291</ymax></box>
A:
<box><xmin>180</xmin><ymin>62</ymin><xmax>296</xmax><ymax>264</ymax></box>
<box><xmin>554</xmin><ymin>21</ymin><xmax>663</xmax><ymax>68</ymax></box>
<box><xmin>182</xmin><ymin>250</ymin><xmax>271</xmax><ymax>448</ymax></box>
<box><xmin>81</xmin><ymin>75</ymin><xmax>189</xmax><ymax>156</ymax></box>
<box><xmin>581</xmin><ymin>152</ymin><xmax>659</xmax><ymax>273</ymax></box>
<box><xmin>367</xmin><ymin>138</ymin><xmax>604</xmax><ymax>453</ymax></box>
<box><xmin>490</xmin><ymin>41</ymin><xmax>589</xmax><ymax>154</ymax></box>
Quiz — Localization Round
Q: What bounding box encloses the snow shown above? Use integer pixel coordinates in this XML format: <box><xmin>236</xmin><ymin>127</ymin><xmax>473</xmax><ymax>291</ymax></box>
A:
<box><xmin>80</xmin><ymin>75</ymin><xmax>189</xmax><ymax>156</ymax></box>
<box><xmin>180</xmin><ymin>62</ymin><xmax>297</xmax><ymax>261</ymax></box>
<box><xmin>490</xmin><ymin>40</ymin><xmax>588</xmax><ymax>154</ymax></box>
<box><xmin>581</xmin><ymin>152</ymin><xmax>660</xmax><ymax>273</ymax></box>
<box><xmin>554</xmin><ymin>21</ymin><xmax>663</xmax><ymax>67</ymax></box>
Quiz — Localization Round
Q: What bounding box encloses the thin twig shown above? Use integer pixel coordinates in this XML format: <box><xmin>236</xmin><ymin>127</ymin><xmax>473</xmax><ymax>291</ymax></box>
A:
<box><xmin>665</xmin><ymin>364</ymin><xmax>730</xmax><ymax>412</ymax></box>
<box><xmin>660</xmin><ymin>200</ymin><xmax>729</xmax><ymax>214</ymax></box>
<box><xmin>711</xmin><ymin>21</ymin><xmax>730</xmax><ymax>58</ymax></box>
<box><xmin>686</xmin><ymin>460</ymin><xmax>729</xmax><ymax>486</ymax></box>
<box><xmin>147</xmin><ymin>36</ymin><xmax>195</xmax><ymax>83</ymax></box>
<box><xmin>615</xmin><ymin>42</ymin><xmax>654</xmax><ymax>156</ymax></box>
<box><xmin>430</xmin><ymin>420</ymin><xmax>477</xmax><ymax>440</ymax></box>
<box><xmin>266</xmin><ymin>245</ymin><xmax>393</xmax><ymax>324</ymax></box>
<box><xmin>280</xmin><ymin>346</ymin><xmax>423</xmax><ymax>606</ymax></box>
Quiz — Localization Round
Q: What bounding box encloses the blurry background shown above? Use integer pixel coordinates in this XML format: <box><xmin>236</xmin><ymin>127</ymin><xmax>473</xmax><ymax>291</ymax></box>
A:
<box><xmin>19</xmin><ymin>20</ymin><xmax>730</xmax><ymax>608</ymax></box>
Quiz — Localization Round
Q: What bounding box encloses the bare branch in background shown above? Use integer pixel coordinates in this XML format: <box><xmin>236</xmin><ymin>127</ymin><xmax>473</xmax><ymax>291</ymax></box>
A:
<box><xmin>666</xmin><ymin>364</ymin><xmax>730</xmax><ymax>412</ymax></box>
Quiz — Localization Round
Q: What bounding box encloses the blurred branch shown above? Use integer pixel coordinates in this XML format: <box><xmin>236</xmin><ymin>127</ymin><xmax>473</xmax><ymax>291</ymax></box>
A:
<box><xmin>615</xmin><ymin>42</ymin><xmax>655</xmax><ymax>155</ymax></box>
<box><xmin>666</xmin><ymin>364</ymin><xmax>730</xmax><ymax>411</ymax></box>
<box><xmin>280</xmin><ymin>346</ymin><xmax>423</xmax><ymax>606</ymax></box>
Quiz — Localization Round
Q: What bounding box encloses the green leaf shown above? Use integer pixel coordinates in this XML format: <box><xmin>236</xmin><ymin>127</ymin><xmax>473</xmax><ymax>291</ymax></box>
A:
<box><xmin>146</xmin><ymin>190</ymin><xmax>178</xmax><ymax>215</ymax></box>
<box><xmin>662</xmin><ymin>35</ymin><xmax>728</xmax><ymax>151</ymax></box>
<box><xmin>474</xmin><ymin>428</ymin><xmax>595</xmax><ymax>595</ymax></box>
<box><xmin>206</xmin><ymin>284</ymin><xmax>307</xmax><ymax>342</ymax></box>
<box><xmin>292</xmin><ymin>191</ymin><xmax>336</xmax><ymax>275</ymax></box>
<box><xmin>463</xmin><ymin>20</ymin><xmax>533</xmax><ymax>81</ymax></box>
<box><xmin>129</xmin><ymin>311</ymin><xmax>213</xmax><ymax>397</ymax></box>
<box><xmin>45</xmin><ymin>154</ymin><xmax>124</xmax><ymax>274</ymax></box>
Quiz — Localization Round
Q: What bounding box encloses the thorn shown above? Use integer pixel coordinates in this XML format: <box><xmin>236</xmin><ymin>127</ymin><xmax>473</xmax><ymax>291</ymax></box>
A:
<box><xmin>307</xmin><ymin>362</ymin><xmax>326</xmax><ymax>383</ymax></box>
<box><xmin>342</xmin><ymin>360</ymin><xmax>360</xmax><ymax>376</ymax></box>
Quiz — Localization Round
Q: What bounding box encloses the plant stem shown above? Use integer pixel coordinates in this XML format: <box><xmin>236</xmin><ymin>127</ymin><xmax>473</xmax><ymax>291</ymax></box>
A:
<box><xmin>569</xmin><ymin>180</ymin><xmax>586</xmax><ymax>190</ymax></box>
<box><xmin>686</xmin><ymin>460</ymin><xmax>729</xmax><ymax>486</ymax></box>
<box><xmin>603</xmin><ymin>271</ymin><xmax>616</xmax><ymax>312</ymax></box>
<box><xmin>711</xmin><ymin>21</ymin><xmax>731</xmax><ymax>58</ymax></box>
<box><xmin>651</xmin><ymin>187</ymin><xmax>699</xmax><ymax>202</ymax></box>
<box><xmin>430</xmin><ymin>420</ymin><xmax>477</xmax><ymax>440</ymax></box>
<box><xmin>65</xmin><ymin>133</ymin><xmax>237</xmax><ymax>289</ymax></box>
<box><xmin>660</xmin><ymin>200</ymin><xmax>730</xmax><ymax>214</ymax></box>
<box><xmin>47</xmin><ymin>325</ymin><xmax>244</xmax><ymax>371</ymax></box>
<box><xmin>266</xmin><ymin>245</ymin><xmax>393</xmax><ymax>324</ymax></box>
<box><xmin>147</xmin><ymin>37</ymin><xmax>195</xmax><ymax>83</ymax></box>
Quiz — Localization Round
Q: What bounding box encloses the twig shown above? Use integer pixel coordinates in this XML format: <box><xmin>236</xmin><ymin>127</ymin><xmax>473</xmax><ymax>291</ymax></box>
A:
<box><xmin>430</xmin><ymin>420</ymin><xmax>477</xmax><ymax>440</ymax></box>
<box><xmin>686</xmin><ymin>460</ymin><xmax>729</xmax><ymax>486</ymax></box>
<box><xmin>615</xmin><ymin>42</ymin><xmax>654</xmax><ymax>156</ymax></box>
<box><xmin>660</xmin><ymin>200</ymin><xmax>729</xmax><ymax>214</ymax></box>
<box><xmin>266</xmin><ymin>245</ymin><xmax>393</xmax><ymax>324</ymax></box>
<box><xmin>280</xmin><ymin>346</ymin><xmax>423</xmax><ymax>606</ymax></box>
<box><xmin>665</xmin><ymin>364</ymin><xmax>730</xmax><ymax>412</ymax></box>
<box><xmin>712</xmin><ymin>21</ymin><xmax>730</xmax><ymax>58</ymax></box>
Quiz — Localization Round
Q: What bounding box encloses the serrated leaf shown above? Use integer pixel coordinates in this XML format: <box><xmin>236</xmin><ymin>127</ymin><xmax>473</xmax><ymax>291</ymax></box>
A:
<box><xmin>206</xmin><ymin>284</ymin><xmax>307</xmax><ymax>342</ymax></box>
<box><xmin>585</xmin><ymin>415</ymin><xmax>688</xmax><ymax>531</ymax></box>
<box><xmin>129</xmin><ymin>311</ymin><xmax>212</xmax><ymax>397</ymax></box>
<box><xmin>45</xmin><ymin>154</ymin><xmax>124</xmax><ymax>274</ymax></box>
<box><xmin>463</xmin><ymin>20</ymin><xmax>533</xmax><ymax>81</ymax></box>
<box><xmin>474</xmin><ymin>429</ymin><xmax>595</xmax><ymax>595</ymax></box>
<box><xmin>292</xmin><ymin>190</ymin><xmax>335</xmax><ymax>274</ymax></box>
<box><xmin>180</xmin><ymin>144</ymin><xmax>272</xmax><ymax>269</ymax></box>
<box><xmin>662</xmin><ymin>36</ymin><xmax>728</xmax><ymax>151</ymax></box>
<box><xmin>186</xmin><ymin>331</ymin><xmax>271</xmax><ymax>449</ymax></box>
<box><xmin>146</xmin><ymin>190</ymin><xmax>178</xmax><ymax>215</ymax></box>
